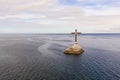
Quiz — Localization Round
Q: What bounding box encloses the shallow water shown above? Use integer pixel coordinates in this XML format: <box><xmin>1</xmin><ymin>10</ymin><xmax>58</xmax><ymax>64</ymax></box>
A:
<box><xmin>0</xmin><ymin>34</ymin><xmax>120</xmax><ymax>80</ymax></box>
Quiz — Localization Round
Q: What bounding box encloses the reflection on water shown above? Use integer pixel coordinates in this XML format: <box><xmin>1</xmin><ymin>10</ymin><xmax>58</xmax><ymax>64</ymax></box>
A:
<box><xmin>0</xmin><ymin>34</ymin><xmax>120</xmax><ymax>80</ymax></box>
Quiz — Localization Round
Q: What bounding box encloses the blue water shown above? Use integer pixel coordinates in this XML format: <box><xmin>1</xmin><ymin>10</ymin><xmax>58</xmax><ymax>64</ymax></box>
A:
<box><xmin>82</xmin><ymin>33</ymin><xmax>120</xmax><ymax>38</ymax></box>
<box><xmin>0</xmin><ymin>34</ymin><xmax>120</xmax><ymax>80</ymax></box>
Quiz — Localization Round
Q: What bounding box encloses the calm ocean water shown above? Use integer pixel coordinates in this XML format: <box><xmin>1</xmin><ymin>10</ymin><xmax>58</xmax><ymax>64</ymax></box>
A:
<box><xmin>0</xmin><ymin>33</ymin><xmax>120</xmax><ymax>80</ymax></box>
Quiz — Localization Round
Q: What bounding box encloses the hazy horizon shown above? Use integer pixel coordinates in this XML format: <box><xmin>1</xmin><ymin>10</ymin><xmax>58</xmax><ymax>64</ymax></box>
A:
<box><xmin>0</xmin><ymin>31</ymin><xmax>120</xmax><ymax>34</ymax></box>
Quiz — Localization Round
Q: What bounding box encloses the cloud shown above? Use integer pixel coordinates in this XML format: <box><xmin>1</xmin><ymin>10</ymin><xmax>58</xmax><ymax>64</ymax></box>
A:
<box><xmin>84</xmin><ymin>7</ymin><xmax>120</xmax><ymax>16</ymax></box>
<box><xmin>0</xmin><ymin>14</ymin><xmax>47</xmax><ymax>20</ymax></box>
<box><xmin>77</xmin><ymin>0</ymin><xmax>120</xmax><ymax>7</ymax></box>
<box><xmin>0</xmin><ymin>0</ymin><xmax>120</xmax><ymax>33</ymax></box>
<box><xmin>0</xmin><ymin>0</ymin><xmax>58</xmax><ymax>15</ymax></box>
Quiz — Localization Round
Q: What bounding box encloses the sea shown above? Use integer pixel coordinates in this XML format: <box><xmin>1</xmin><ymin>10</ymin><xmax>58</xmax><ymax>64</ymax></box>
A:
<box><xmin>0</xmin><ymin>33</ymin><xmax>120</xmax><ymax>80</ymax></box>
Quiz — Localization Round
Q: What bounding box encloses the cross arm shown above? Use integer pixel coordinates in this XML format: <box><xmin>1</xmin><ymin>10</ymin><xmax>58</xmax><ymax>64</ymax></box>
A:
<box><xmin>71</xmin><ymin>32</ymin><xmax>82</xmax><ymax>34</ymax></box>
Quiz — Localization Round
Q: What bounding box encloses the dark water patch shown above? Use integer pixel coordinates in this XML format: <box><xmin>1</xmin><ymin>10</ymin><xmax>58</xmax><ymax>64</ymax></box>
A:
<box><xmin>48</xmin><ymin>43</ymin><xmax>67</xmax><ymax>56</ymax></box>
<box><xmin>82</xmin><ymin>33</ymin><xmax>120</xmax><ymax>38</ymax></box>
<box><xmin>0</xmin><ymin>34</ymin><xmax>120</xmax><ymax>80</ymax></box>
<box><xmin>47</xmin><ymin>43</ymin><xmax>120</xmax><ymax>80</ymax></box>
<box><xmin>80</xmin><ymin>48</ymin><xmax>120</xmax><ymax>79</ymax></box>
<box><xmin>52</xmin><ymin>40</ymin><xmax>72</xmax><ymax>42</ymax></box>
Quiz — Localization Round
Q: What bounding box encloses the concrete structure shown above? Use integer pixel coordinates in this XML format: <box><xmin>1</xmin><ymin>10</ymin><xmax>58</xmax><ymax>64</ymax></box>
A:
<box><xmin>64</xmin><ymin>29</ymin><xmax>84</xmax><ymax>55</ymax></box>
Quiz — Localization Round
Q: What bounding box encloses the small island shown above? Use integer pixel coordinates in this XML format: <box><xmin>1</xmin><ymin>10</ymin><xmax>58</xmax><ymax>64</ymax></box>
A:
<box><xmin>64</xmin><ymin>29</ymin><xmax>84</xmax><ymax>55</ymax></box>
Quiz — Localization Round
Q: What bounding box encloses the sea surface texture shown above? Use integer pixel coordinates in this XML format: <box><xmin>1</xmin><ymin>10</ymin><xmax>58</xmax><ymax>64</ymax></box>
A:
<box><xmin>0</xmin><ymin>34</ymin><xmax>120</xmax><ymax>80</ymax></box>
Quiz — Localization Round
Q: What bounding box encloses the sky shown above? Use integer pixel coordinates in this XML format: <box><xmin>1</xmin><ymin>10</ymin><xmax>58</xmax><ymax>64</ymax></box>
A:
<box><xmin>0</xmin><ymin>0</ymin><xmax>120</xmax><ymax>33</ymax></box>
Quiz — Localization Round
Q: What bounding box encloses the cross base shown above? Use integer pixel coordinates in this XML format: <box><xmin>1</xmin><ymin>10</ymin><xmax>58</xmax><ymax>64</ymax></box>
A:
<box><xmin>64</xmin><ymin>43</ymin><xmax>84</xmax><ymax>55</ymax></box>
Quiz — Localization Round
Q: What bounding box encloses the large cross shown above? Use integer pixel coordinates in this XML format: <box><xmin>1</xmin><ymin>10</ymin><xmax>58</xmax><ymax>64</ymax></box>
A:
<box><xmin>71</xmin><ymin>29</ymin><xmax>81</xmax><ymax>43</ymax></box>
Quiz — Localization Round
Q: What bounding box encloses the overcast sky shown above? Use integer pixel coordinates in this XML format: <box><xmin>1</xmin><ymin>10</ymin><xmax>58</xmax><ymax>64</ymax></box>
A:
<box><xmin>0</xmin><ymin>0</ymin><xmax>120</xmax><ymax>33</ymax></box>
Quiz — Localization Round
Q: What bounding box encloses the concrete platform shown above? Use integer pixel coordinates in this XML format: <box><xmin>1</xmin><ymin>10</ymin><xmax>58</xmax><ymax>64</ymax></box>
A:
<box><xmin>64</xmin><ymin>43</ymin><xmax>84</xmax><ymax>55</ymax></box>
